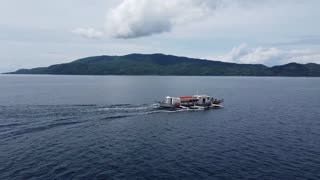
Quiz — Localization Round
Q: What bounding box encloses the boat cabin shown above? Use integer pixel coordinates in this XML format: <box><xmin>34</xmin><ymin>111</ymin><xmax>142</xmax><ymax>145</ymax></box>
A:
<box><xmin>193</xmin><ymin>95</ymin><xmax>211</xmax><ymax>105</ymax></box>
<box><xmin>164</xmin><ymin>96</ymin><xmax>181</xmax><ymax>105</ymax></box>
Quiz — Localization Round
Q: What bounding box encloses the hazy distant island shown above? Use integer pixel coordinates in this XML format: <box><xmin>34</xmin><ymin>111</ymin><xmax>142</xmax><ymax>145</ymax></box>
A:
<box><xmin>6</xmin><ymin>54</ymin><xmax>320</xmax><ymax>76</ymax></box>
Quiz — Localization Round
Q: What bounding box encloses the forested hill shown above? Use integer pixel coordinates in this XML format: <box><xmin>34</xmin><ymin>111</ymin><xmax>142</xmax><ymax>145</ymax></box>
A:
<box><xmin>7</xmin><ymin>53</ymin><xmax>320</xmax><ymax>76</ymax></box>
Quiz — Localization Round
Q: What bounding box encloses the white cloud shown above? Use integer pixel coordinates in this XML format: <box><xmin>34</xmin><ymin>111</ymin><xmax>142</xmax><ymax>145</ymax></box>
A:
<box><xmin>72</xmin><ymin>0</ymin><xmax>316</xmax><ymax>40</ymax></box>
<box><xmin>217</xmin><ymin>44</ymin><xmax>320</xmax><ymax>65</ymax></box>
<box><xmin>71</xmin><ymin>0</ymin><xmax>221</xmax><ymax>39</ymax></box>
<box><xmin>104</xmin><ymin>0</ymin><xmax>222</xmax><ymax>38</ymax></box>
<box><xmin>71</xmin><ymin>27</ymin><xmax>104</xmax><ymax>39</ymax></box>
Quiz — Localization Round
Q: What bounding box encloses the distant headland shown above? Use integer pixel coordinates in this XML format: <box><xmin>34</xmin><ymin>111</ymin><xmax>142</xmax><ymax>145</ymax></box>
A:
<box><xmin>5</xmin><ymin>53</ymin><xmax>320</xmax><ymax>77</ymax></box>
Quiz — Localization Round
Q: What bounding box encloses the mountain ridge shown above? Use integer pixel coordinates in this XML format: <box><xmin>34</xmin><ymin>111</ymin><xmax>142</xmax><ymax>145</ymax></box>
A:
<box><xmin>5</xmin><ymin>53</ymin><xmax>320</xmax><ymax>77</ymax></box>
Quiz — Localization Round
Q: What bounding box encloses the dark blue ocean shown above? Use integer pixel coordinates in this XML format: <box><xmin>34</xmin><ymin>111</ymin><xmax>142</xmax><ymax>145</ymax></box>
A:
<box><xmin>0</xmin><ymin>75</ymin><xmax>320</xmax><ymax>180</ymax></box>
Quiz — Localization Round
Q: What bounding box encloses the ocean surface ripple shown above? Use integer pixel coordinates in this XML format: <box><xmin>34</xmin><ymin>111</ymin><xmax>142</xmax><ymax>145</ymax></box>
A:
<box><xmin>0</xmin><ymin>76</ymin><xmax>320</xmax><ymax>179</ymax></box>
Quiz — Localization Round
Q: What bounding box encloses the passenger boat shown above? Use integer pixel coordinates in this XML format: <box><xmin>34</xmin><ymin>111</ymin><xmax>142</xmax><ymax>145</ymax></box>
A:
<box><xmin>157</xmin><ymin>95</ymin><xmax>224</xmax><ymax>110</ymax></box>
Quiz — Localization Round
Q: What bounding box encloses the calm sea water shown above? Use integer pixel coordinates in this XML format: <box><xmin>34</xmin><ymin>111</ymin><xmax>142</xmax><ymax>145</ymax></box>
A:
<box><xmin>0</xmin><ymin>75</ymin><xmax>320</xmax><ymax>179</ymax></box>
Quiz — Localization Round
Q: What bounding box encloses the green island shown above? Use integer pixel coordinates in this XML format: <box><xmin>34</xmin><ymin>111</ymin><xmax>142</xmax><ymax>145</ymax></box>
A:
<box><xmin>6</xmin><ymin>53</ymin><xmax>320</xmax><ymax>76</ymax></box>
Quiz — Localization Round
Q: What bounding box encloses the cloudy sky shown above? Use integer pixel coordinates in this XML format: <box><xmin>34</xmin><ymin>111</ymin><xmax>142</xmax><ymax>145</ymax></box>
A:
<box><xmin>1</xmin><ymin>0</ymin><xmax>320</xmax><ymax>72</ymax></box>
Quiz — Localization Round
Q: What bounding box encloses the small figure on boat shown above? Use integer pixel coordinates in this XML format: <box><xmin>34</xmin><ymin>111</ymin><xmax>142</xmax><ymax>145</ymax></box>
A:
<box><xmin>212</xmin><ymin>98</ymin><xmax>224</xmax><ymax>105</ymax></box>
<box><xmin>157</xmin><ymin>95</ymin><xmax>224</xmax><ymax>110</ymax></box>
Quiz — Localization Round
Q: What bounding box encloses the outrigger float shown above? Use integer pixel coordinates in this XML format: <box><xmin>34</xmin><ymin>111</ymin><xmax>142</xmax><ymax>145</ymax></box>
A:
<box><xmin>157</xmin><ymin>95</ymin><xmax>224</xmax><ymax>110</ymax></box>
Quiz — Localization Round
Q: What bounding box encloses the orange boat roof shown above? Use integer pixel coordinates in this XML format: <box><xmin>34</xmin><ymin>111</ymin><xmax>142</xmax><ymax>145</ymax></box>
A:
<box><xmin>180</xmin><ymin>96</ymin><xmax>193</xmax><ymax>99</ymax></box>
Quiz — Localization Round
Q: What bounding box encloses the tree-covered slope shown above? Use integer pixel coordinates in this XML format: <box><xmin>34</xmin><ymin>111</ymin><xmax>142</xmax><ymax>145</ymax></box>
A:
<box><xmin>7</xmin><ymin>54</ymin><xmax>320</xmax><ymax>76</ymax></box>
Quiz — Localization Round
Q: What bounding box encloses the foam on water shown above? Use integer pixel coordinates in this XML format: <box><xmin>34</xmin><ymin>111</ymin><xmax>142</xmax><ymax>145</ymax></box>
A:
<box><xmin>0</xmin><ymin>103</ymin><xmax>218</xmax><ymax>140</ymax></box>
